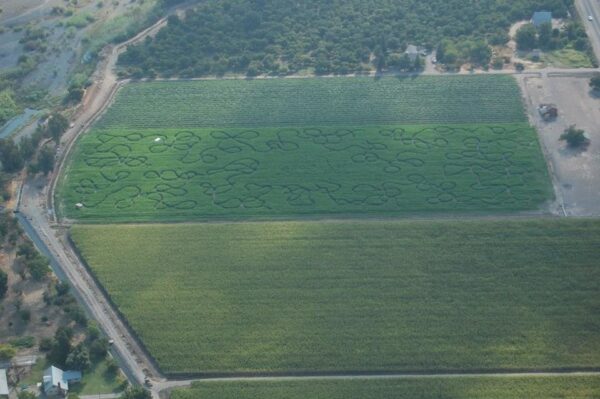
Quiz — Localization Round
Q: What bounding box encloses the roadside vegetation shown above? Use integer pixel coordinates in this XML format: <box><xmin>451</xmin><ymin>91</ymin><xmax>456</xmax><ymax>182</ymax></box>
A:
<box><xmin>71</xmin><ymin>219</ymin><xmax>600</xmax><ymax>374</ymax></box>
<box><xmin>118</xmin><ymin>0</ymin><xmax>574</xmax><ymax>77</ymax></box>
<box><xmin>172</xmin><ymin>377</ymin><xmax>600</xmax><ymax>399</ymax></box>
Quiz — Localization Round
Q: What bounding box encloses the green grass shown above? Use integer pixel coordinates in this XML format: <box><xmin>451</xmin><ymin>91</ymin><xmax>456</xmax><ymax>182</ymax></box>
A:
<box><xmin>96</xmin><ymin>75</ymin><xmax>526</xmax><ymax>129</ymax></box>
<box><xmin>58</xmin><ymin>123</ymin><xmax>552</xmax><ymax>221</ymax></box>
<box><xmin>172</xmin><ymin>377</ymin><xmax>600</xmax><ymax>399</ymax></box>
<box><xmin>543</xmin><ymin>48</ymin><xmax>594</xmax><ymax>68</ymax></box>
<box><xmin>70</xmin><ymin>219</ymin><xmax>600</xmax><ymax>375</ymax></box>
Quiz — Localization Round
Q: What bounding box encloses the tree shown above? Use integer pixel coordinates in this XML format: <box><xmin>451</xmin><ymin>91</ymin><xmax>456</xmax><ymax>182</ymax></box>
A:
<box><xmin>47</xmin><ymin>113</ymin><xmax>69</xmax><ymax>142</ymax></box>
<box><xmin>589</xmin><ymin>73</ymin><xmax>600</xmax><ymax>91</ymax></box>
<box><xmin>121</xmin><ymin>386</ymin><xmax>151</xmax><ymax>399</ymax></box>
<box><xmin>537</xmin><ymin>22</ymin><xmax>553</xmax><ymax>49</ymax></box>
<box><xmin>89</xmin><ymin>338</ymin><xmax>109</xmax><ymax>360</ymax></box>
<box><xmin>516</xmin><ymin>24</ymin><xmax>537</xmax><ymax>51</ymax></box>
<box><xmin>48</xmin><ymin>326</ymin><xmax>73</xmax><ymax>366</ymax></box>
<box><xmin>0</xmin><ymin>269</ymin><xmax>7</xmax><ymax>299</ymax></box>
<box><xmin>36</xmin><ymin>146</ymin><xmax>56</xmax><ymax>175</ymax></box>
<box><xmin>469</xmin><ymin>40</ymin><xmax>492</xmax><ymax>66</ymax></box>
<box><xmin>560</xmin><ymin>125</ymin><xmax>589</xmax><ymax>148</ymax></box>
<box><xmin>0</xmin><ymin>139</ymin><xmax>24</xmax><ymax>172</ymax></box>
<box><xmin>66</xmin><ymin>344</ymin><xmax>91</xmax><ymax>371</ymax></box>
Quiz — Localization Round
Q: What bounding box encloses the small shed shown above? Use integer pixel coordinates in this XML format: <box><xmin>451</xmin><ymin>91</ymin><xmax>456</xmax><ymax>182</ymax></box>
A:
<box><xmin>531</xmin><ymin>11</ymin><xmax>552</xmax><ymax>27</ymax></box>
<box><xmin>0</xmin><ymin>369</ymin><xmax>8</xmax><ymax>398</ymax></box>
<box><xmin>405</xmin><ymin>44</ymin><xmax>419</xmax><ymax>62</ymax></box>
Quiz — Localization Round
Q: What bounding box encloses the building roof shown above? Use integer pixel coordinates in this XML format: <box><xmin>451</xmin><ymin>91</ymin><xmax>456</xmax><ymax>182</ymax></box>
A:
<box><xmin>63</xmin><ymin>371</ymin><xmax>82</xmax><ymax>381</ymax></box>
<box><xmin>43</xmin><ymin>366</ymin><xmax>69</xmax><ymax>392</ymax></box>
<box><xmin>405</xmin><ymin>44</ymin><xmax>419</xmax><ymax>55</ymax></box>
<box><xmin>532</xmin><ymin>11</ymin><xmax>552</xmax><ymax>26</ymax></box>
<box><xmin>0</xmin><ymin>369</ymin><xmax>8</xmax><ymax>396</ymax></box>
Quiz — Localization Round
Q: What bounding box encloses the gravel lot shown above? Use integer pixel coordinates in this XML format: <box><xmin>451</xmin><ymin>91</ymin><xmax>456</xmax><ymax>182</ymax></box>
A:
<box><xmin>520</xmin><ymin>74</ymin><xmax>600</xmax><ymax>216</ymax></box>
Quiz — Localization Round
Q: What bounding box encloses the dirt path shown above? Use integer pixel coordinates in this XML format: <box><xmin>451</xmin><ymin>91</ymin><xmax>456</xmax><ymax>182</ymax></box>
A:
<box><xmin>155</xmin><ymin>370</ymin><xmax>600</xmax><ymax>398</ymax></box>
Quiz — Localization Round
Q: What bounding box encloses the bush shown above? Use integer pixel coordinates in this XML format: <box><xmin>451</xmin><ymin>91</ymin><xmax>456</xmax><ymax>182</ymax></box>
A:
<box><xmin>560</xmin><ymin>125</ymin><xmax>589</xmax><ymax>148</ymax></box>
<box><xmin>10</xmin><ymin>336</ymin><xmax>35</xmax><ymax>348</ymax></box>
<box><xmin>19</xmin><ymin>308</ymin><xmax>31</xmax><ymax>322</ymax></box>
<box><xmin>39</xmin><ymin>337</ymin><xmax>53</xmax><ymax>351</ymax></box>
<box><xmin>0</xmin><ymin>343</ymin><xmax>16</xmax><ymax>360</ymax></box>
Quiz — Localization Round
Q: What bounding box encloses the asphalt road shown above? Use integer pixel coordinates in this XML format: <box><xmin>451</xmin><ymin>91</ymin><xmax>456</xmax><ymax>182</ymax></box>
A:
<box><xmin>577</xmin><ymin>0</ymin><xmax>600</xmax><ymax>60</ymax></box>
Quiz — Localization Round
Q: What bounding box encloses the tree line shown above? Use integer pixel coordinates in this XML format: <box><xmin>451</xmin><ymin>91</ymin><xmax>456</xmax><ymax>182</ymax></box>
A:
<box><xmin>118</xmin><ymin>0</ymin><xmax>574</xmax><ymax>77</ymax></box>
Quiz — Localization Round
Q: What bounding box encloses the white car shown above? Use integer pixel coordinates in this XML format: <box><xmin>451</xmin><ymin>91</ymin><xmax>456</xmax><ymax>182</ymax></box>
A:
<box><xmin>589</xmin><ymin>15</ymin><xmax>594</xmax><ymax>21</ymax></box>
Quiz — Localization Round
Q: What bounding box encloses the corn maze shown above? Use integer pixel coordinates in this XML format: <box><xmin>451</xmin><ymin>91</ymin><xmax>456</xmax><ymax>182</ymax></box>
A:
<box><xmin>60</xmin><ymin>123</ymin><xmax>551</xmax><ymax>221</ymax></box>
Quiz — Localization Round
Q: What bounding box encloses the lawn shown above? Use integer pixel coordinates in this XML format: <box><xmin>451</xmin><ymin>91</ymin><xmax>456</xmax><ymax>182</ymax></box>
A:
<box><xmin>70</xmin><ymin>219</ymin><xmax>600</xmax><ymax>375</ymax></box>
<box><xmin>59</xmin><ymin>124</ymin><xmax>552</xmax><ymax>221</ymax></box>
<box><xmin>172</xmin><ymin>376</ymin><xmax>600</xmax><ymax>399</ymax></box>
<box><xmin>95</xmin><ymin>75</ymin><xmax>526</xmax><ymax>129</ymax></box>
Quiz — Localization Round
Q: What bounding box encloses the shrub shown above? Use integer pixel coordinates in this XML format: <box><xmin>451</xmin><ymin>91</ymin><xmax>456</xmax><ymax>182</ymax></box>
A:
<box><xmin>560</xmin><ymin>125</ymin><xmax>589</xmax><ymax>148</ymax></box>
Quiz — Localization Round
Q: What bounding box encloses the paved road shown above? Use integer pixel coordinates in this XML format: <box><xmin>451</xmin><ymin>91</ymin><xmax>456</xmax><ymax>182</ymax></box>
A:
<box><xmin>577</xmin><ymin>0</ymin><xmax>600</xmax><ymax>60</ymax></box>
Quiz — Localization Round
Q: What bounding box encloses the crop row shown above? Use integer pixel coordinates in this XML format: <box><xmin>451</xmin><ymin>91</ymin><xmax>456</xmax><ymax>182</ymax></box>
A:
<box><xmin>97</xmin><ymin>75</ymin><xmax>526</xmax><ymax>129</ymax></box>
<box><xmin>58</xmin><ymin>124</ymin><xmax>552</xmax><ymax>222</ymax></box>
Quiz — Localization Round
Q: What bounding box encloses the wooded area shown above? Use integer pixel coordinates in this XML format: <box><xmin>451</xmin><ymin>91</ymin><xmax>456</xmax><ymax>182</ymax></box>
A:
<box><xmin>118</xmin><ymin>0</ymin><xmax>574</xmax><ymax>77</ymax></box>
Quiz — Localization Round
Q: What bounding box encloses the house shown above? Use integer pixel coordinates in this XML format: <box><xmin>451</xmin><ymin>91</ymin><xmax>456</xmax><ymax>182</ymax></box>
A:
<box><xmin>43</xmin><ymin>366</ymin><xmax>82</xmax><ymax>397</ymax></box>
<box><xmin>531</xmin><ymin>11</ymin><xmax>552</xmax><ymax>27</ymax></box>
<box><xmin>405</xmin><ymin>44</ymin><xmax>420</xmax><ymax>62</ymax></box>
<box><xmin>0</xmin><ymin>369</ymin><xmax>8</xmax><ymax>398</ymax></box>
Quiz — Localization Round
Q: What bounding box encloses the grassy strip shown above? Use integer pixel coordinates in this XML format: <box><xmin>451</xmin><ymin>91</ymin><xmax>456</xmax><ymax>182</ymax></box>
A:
<box><xmin>71</xmin><ymin>219</ymin><xmax>600</xmax><ymax>374</ymax></box>
<box><xmin>96</xmin><ymin>75</ymin><xmax>526</xmax><ymax>129</ymax></box>
<box><xmin>58</xmin><ymin>123</ymin><xmax>552</xmax><ymax>221</ymax></box>
<box><xmin>171</xmin><ymin>376</ymin><xmax>600</xmax><ymax>399</ymax></box>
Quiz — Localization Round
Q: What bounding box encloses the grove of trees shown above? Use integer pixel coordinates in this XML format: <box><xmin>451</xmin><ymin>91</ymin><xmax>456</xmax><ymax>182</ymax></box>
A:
<box><xmin>118</xmin><ymin>0</ymin><xmax>574</xmax><ymax>77</ymax></box>
<box><xmin>516</xmin><ymin>20</ymin><xmax>592</xmax><ymax>52</ymax></box>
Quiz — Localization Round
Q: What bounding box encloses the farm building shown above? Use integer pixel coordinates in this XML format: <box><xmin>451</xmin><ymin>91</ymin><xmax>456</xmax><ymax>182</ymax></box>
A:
<box><xmin>43</xmin><ymin>366</ymin><xmax>82</xmax><ymax>397</ymax></box>
<box><xmin>405</xmin><ymin>44</ymin><xmax>420</xmax><ymax>61</ymax></box>
<box><xmin>0</xmin><ymin>369</ymin><xmax>8</xmax><ymax>398</ymax></box>
<box><xmin>531</xmin><ymin>11</ymin><xmax>552</xmax><ymax>27</ymax></box>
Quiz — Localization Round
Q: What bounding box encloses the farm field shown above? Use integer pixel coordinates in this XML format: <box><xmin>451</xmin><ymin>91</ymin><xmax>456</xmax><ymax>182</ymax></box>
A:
<box><xmin>171</xmin><ymin>376</ymin><xmax>600</xmax><ymax>399</ymax></box>
<box><xmin>70</xmin><ymin>219</ymin><xmax>600</xmax><ymax>375</ymax></box>
<box><xmin>58</xmin><ymin>75</ymin><xmax>553</xmax><ymax>221</ymax></box>
<box><xmin>59</xmin><ymin>124</ymin><xmax>551</xmax><ymax>221</ymax></box>
<box><xmin>96</xmin><ymin>76</ymin><xmax>526</xmax><ymax>129</ymax></box>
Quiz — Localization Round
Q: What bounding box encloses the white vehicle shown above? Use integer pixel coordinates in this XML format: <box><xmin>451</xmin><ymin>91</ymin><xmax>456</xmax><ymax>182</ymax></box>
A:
<box><xmin>588</xmin><ymin>15</ymin><xmax>594</xmax><ymax>21</ymax></box>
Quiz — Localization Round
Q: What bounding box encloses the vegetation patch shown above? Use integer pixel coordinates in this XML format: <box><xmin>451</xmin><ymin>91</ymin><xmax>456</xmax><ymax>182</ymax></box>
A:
<box><xmin>95</xmin><ymin>76</ymin><xmax>526</xmax><ymax>129</ymax></box>
<box><xmin>172</xmin><ymin>376</ymin><xmax>600</xmax><ymax>399</ymax></box>
<box><xmin>59</xmin><ymin>76</ymin><xmax>551</xmax><ymax>221</ymax></box>
<box><xmin>117</xmin><ymin>0</ymin><xmax>572</xmax><ymax>76</ymax></box>
<box><xmin>71</xmin><ymin>219</ymin><xmax>600</xmax><ymax>374</ymax></box>
<box><xmin>59</xmin><ymin>124</ymin><xmax>551</xmax><ymax>221</ymax></box>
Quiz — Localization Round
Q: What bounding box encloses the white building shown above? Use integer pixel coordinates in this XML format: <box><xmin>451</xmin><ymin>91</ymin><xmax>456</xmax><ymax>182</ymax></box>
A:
<box><xmin>0</xmin><ymin>369</ymin><xmax>8</xmax><ymax>398</ymax></box>
<box><xmin>43</xmin><ymin>366</ymin><xmax>82</xmax><ymax>397</ymax></box>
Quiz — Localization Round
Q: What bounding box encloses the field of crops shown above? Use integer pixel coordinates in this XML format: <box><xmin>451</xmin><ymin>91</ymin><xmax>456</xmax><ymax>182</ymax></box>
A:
<box><xmin>172</xmin><ymin>376</ymin><xmax>600</xmax><ymax>399</ymax></box>
<box><xmin>59</xmin><ymin>124</ymin><xmax>552</xmax><ymax>221</ymax></box>
<box><xmin>71</xmin><ymin>219</ymin><xmax>600</xmax><ymax>375</ymax></box>
<box><xmin>96</xmin><ymin>75</ymin><xmax>526</xmax><ymax>129</ymax></box>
